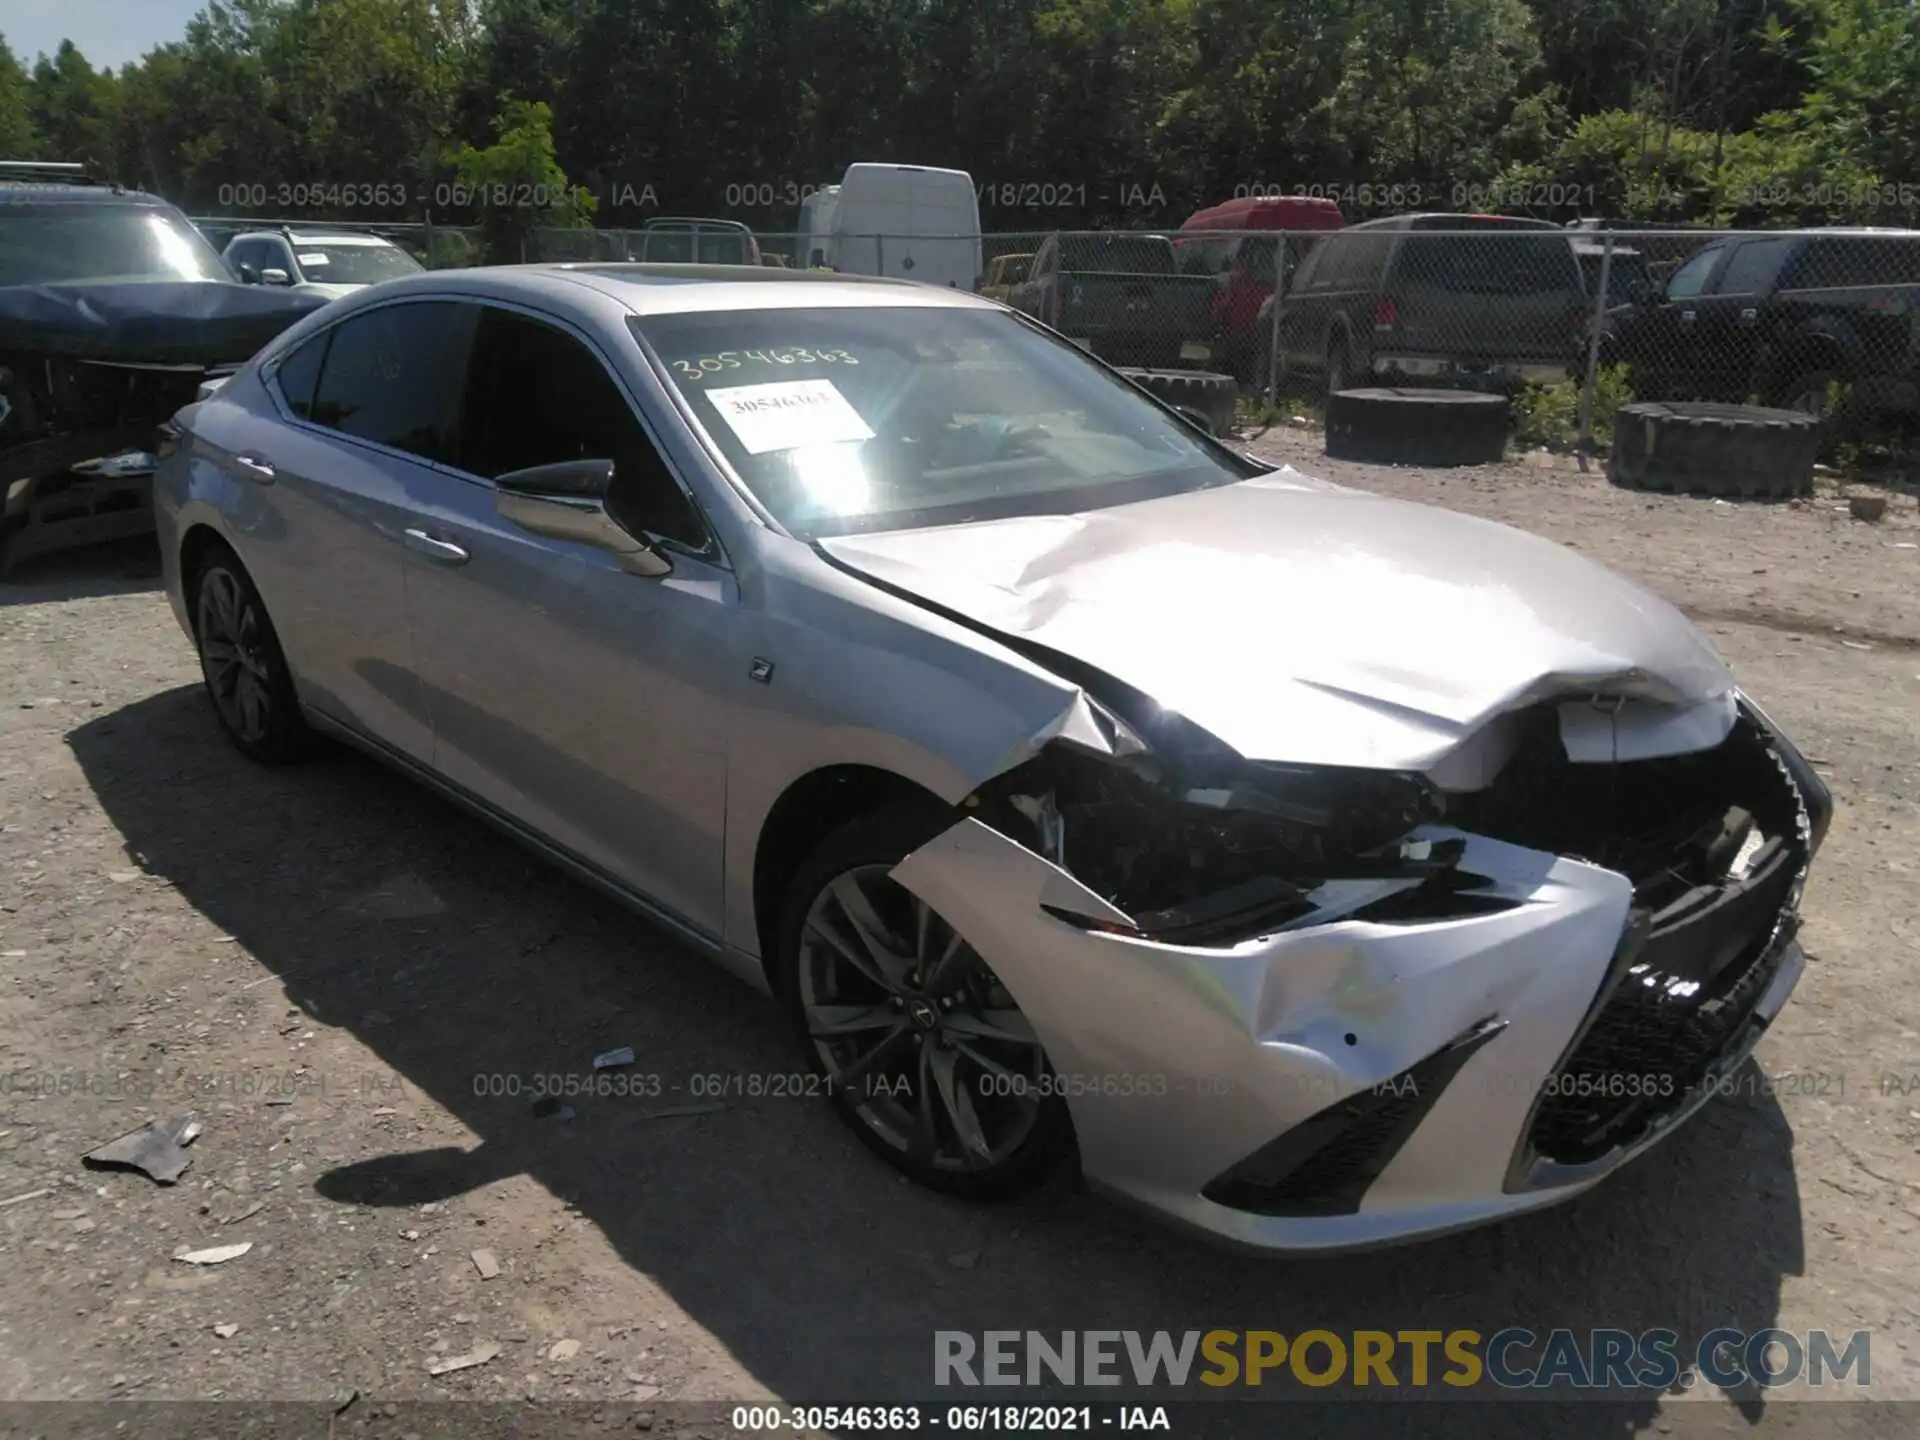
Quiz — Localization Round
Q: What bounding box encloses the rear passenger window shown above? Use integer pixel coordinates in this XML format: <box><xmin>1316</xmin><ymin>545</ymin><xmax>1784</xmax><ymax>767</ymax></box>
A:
<box><xmin>272</xmin><ymin>334</ymin><xmax>327</xmax><ymax>419</ymax></box>
<box><xmin>308</xmin><ymin>301</ymin><xmax>477</xmax><ymax>462</ymax></box>
<box><xmin>1715</xmin><ymin>238</ymin><xmax>1793</xmax><ymax>294</ymax></box>
<box><xmin>1788</xmin><ymin>238</ymin><xmax>1920</xmax><ymax>290</ymax></box>
<box><xmin>455</xmin><ymin>307</ymin><xmax>708</xmax><ymax>551</ymax></box>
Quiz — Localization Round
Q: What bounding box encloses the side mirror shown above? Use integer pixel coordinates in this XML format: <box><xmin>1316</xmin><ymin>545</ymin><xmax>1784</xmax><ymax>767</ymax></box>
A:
<box><xmin>493</xmin><ymin>458</ymin><xmax>672</xmax><ymax>577</ymax></box>
<box><xmin>259</xmin><ymin>268</ymin><xmax>291</xmax><ymax>286</ymax></box>
<box><xmin>1172</xmin><ymin>405</ymin><xmax>1217</xmax><ymax>435</ymax></box>
<box><xmin>234</xmin><ymin>262</ymin><xmax>260</xmax><ymax>284</ymax></box>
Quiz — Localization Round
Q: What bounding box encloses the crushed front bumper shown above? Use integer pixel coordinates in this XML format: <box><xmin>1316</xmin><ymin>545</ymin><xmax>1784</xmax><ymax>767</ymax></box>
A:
<box><xmin>891</xmin><ymin>819</ymin><xmax>1804</xmax><ymax>1252</ymax></box>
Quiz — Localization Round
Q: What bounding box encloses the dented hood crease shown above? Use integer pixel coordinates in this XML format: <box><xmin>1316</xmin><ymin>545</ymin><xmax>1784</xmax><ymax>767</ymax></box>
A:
<box><xmin>820</xmin><ymin>467</ymin><xmax>1734</xmax><ymax>772</ymax></box>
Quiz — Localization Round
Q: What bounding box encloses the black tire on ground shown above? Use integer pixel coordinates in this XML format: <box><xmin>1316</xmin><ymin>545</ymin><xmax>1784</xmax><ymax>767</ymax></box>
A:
<box><xmin>774</xmin><ymin>804</ymin><xmax>1077</xmax><ymax>1202</ymax></box>
<box><xmin>1117</xmin><ymin>367</ymin><xmax>1239</xmax><ymax>438</ymax></box>
<box><xmin>189</xmin><ymin>541</ymin><xmax>322</xmax><ymax>763</ymax></box>
<box><xmin>1324</xmin><ymin>386</ymin><xmax>1511</xmax><ymax>466</ymax></box>
<box><xmin>1608</xmin><ymin>401</ymin><xmax>1820</xmax><ymax>499</ymax></box>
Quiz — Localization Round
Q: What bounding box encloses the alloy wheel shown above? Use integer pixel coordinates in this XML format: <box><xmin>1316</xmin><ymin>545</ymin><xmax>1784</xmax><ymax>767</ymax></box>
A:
<box><xmin>196</xmin><ymin>567</ymin><xmax>276</xmax><ymax>743</ymax></box>
<box><xmin>797</xmin><ymin>863</ymin><xmax>1045</xmax><ymax>1171</ymax></box>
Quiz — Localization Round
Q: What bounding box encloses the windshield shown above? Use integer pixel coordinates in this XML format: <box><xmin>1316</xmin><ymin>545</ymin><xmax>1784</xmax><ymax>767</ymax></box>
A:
<box><xmin>633</xmin><ymin>305</ymin><xmax>1259</xmax><ymax>540</ymax></box>
<box><xmin>642</xmin><ymin>229</ymin><xmax>755</xmax><ymax>264</ymax></box>
<box><xmin>0</xmin><ymin>202</ymin><xmax>233</xmax><ymax>285</ymax></box>
<box><xmin>295</xmin><ymin>244</ymin><xmax>422</xmax><ymax>284</ymax></box>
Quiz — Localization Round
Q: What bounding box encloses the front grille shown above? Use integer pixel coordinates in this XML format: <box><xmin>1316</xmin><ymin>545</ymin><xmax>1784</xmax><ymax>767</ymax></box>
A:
<box><xmin>1517</xmin><ymin>727</ymin><xmax>1811</xmax><ymax>1172</ymax></box>
<box><xmin>1203</xmin><ymin>1019</ymin><xmax>1503</xmax><ymax>1217</ymax></box>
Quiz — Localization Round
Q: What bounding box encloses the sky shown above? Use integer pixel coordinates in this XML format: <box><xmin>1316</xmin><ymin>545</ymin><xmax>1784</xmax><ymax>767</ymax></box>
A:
<box><xmin>4</xmin><ymin>0</ymin><xmax>205</xmax><ymax>72</ymax></box>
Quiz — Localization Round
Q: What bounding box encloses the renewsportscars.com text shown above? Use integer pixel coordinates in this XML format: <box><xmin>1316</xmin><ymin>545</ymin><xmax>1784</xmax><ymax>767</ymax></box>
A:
<box><xmin>934</xmin><ymin>1328</ymin><xmax>1871</xmax><ymax>1391</ymax></box>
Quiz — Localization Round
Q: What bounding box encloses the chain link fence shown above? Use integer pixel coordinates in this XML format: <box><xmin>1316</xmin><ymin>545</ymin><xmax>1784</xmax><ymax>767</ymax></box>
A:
<box><xmin>191</xmin><ymin>215</ymin><xmax>1920</xmax><ymax>470</ymax></box>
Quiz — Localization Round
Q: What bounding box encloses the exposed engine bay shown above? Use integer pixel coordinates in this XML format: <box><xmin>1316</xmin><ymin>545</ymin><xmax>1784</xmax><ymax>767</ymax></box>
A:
<box><xmin>0</xmin><ymin>352</ymin><xmax>211</xmax><ymax>488</ymax></box>
<box><xmin>969</xmin><ymin>683</ymin><xmax>1827</xmax><ymax>952</ymax></box>
<box><xmin>0</xmin><ymin>280</ymin><xmax>323</xmax><ymax>573</ymax></box>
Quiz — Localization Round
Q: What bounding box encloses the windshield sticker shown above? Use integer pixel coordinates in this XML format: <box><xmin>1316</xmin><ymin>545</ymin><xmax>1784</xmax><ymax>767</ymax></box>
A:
<box><xmin>705</xmin><ymin>379</ymin><xmax>876</xmax><ymax>455</ymax></box>
<box><xmin>298</xmin><ymin>252</ymin><xmax>330</xmax><ymax>265</ymax></box>
<box><xmin>670</xmin><ymin>346</ymin><xmax>859</xmax><ymax>381</ymax></box>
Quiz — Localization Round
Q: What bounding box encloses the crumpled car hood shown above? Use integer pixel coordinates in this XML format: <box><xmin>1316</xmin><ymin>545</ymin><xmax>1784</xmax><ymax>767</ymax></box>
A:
<box><xmin>0</xmin><ymin>281</ymin><xmax>326</xmax><ymax>366</ymax></box>
<box><xmin>819</xmin><ymin>467</ymin><xmax>1735</xmax><ymax>772</ymax></box>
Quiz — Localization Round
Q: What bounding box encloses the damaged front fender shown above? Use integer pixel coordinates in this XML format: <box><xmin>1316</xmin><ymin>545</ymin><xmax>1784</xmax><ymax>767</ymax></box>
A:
<box><xmin>890</xmin><ymin>816</ymin><xmax>1636</xmax><ymax>1245</ymax></box>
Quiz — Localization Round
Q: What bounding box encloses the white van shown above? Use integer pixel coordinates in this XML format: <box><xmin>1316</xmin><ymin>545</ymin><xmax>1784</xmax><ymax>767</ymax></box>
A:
<box><xmin>799</xmin><ymin>186</ymin><xmax>841</xmax><ymax>269</ymax></box>
<box><xmin>828</xmin><ymin>163</ymin><xmax>982</xmax><ymax>290</ymax></box>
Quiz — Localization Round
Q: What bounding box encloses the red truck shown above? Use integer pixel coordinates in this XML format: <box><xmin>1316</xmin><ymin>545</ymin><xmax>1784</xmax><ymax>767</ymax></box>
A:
<box><xmin>1174</xmin><ymin>196</ymin><xmax>1345</xmax><ymax>381</ymax></box>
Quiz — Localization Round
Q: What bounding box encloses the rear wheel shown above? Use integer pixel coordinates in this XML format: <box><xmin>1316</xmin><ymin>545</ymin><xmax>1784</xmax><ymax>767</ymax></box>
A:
<box><xmin>1774</xmin><ymin>369</ymin><xmax>1838</xmax><ymax>420</ymax></box>
<box><xmin>191</xmin><ymin>546</ymin><xmax>318</xmax><ymax>763</ymax></box>
<box><xmin>775</xmin><ymin>807</ymin><xmax>1075</xmax><ymax>1200</ymax></box>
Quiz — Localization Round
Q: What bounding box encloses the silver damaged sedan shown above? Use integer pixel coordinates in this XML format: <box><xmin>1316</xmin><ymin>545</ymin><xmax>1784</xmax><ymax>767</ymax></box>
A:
<box><xmin>154</xmin><ymin>264</ymin><xmax>1832</xmax><ymax>1252</ymax></box>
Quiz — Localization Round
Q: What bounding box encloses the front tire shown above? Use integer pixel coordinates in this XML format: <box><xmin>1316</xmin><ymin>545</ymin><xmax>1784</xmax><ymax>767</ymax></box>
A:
<box><xmin>190</xmin><ymin>545</ymin><xmax>318</xmax><ymax>763</ymax></box>
<box><xmin>774</xmin><ymin>806</ymin><xmax>1076</xmax><ymax>1200</ymax></box>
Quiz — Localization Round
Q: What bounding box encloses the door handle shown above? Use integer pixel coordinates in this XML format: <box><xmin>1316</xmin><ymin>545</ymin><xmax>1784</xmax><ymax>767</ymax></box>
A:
<box><xmin>403</xmin><ymin>528</ymin><xmax>470</xmax><ymax>565</ymax></box>
<box><xmin>233</xmin><ymin>453</ymin><xmax>275</xmax><ymax>483</ymax></box>
<box><xmin>1680</xmin><ymin>310</ymin><xmax>1697</xmax><ymax>326</ymax></box>
<box><xmin>1739</xmin><ymin>308</ymin><xmax>1758</xmax><ymax>325</ymax></box>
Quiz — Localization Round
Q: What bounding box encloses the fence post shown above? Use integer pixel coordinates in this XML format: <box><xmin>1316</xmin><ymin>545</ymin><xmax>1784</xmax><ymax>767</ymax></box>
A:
<box><xmin>1265</xmin><ymin>231</ymin><xmax>1288</xmax><ymax>413</ymax></box>
<box><xmin>1576</xmin><ymin>233</ymin><xmax>1615</xmax><ymax>468</ymax></box>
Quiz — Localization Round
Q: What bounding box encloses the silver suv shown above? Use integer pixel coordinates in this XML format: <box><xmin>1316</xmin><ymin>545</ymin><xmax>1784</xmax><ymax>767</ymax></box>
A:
<box><xmin>223</xmin><ymin>228</ymin><xmax>423</xmax><ymax>298</ymax></box>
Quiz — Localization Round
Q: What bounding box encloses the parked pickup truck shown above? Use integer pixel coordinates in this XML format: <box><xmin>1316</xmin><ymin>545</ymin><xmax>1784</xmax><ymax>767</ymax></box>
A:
<box><xmin>1614</xmin><ymin>228</ymin><xmax>1920</xmax><ymax>425</ymax></box>
<box><xmin>979</xmin><ymin>251</ymin><xmax>1032</xmax><ymax>303</ymax></box>
<box><xmin>1009</xmin><ymin>233</ymin><xmax>1218</xmax><ymax>369</ymax></box>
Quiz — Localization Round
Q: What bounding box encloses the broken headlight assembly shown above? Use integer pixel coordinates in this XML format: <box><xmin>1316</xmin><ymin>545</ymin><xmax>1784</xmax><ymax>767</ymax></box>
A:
<box><xmin>967</xmin><ymin>716</ymin><xmax>1509</xmax><ymax>946</ymax></box>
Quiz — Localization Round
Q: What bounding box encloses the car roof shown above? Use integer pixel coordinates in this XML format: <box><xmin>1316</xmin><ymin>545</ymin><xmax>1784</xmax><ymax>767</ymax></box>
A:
<box><xmin>1181</xmin><ymin>195</ymin><xmax>1343</xmax><ymax>229</ymax></box>
<box><xmin>0</xmin><ymin>183</ymin><xmax>175</xmax><ymax>207</ymax></box>
<box><xmin>357</xmin><ymin>262</ymin><xmax>1000</xmax><ymax>315</ymax></box>
<box><xmin>1349</xmin><ymin>212</ymin><xmax>1565</xmax><ymax>232</ymax></box>
<box><xmin>643</xmin><ymin>216</ymin><xmax>753</xmax><ymax>231</ymax></box>
<box><xmin>228</xmin><ymin>230</ymin><xmax>398</xmax><ymax>247</ymax></box>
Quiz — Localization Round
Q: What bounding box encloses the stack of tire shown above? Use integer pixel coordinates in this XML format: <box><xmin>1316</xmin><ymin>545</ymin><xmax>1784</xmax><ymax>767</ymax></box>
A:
<box><xmin>1608</xmin><ymin>401</ymin><xmax>1820</xmax><ymax>498</ymax></box>
<box><xmin>1118</xmin><ymin>368</ymin><xmax>1239</xmax><ymax>440</ymax></box>
<box><xmin>1324</xmin><ymin>387</ymin><xmax>1510</xmax><ymax>466</ymax></box>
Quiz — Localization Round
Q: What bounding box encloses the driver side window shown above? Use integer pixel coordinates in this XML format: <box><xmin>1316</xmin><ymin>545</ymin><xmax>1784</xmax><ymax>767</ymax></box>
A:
<box><xmin>455</xmin><ymin>307</ymin><xmax>709</xmax><ymax>551</ymax></box>
<box><xmin>1663</xmin><ymin>244</ymin><xmax>1723</xmax><ymax>301</ymax></box>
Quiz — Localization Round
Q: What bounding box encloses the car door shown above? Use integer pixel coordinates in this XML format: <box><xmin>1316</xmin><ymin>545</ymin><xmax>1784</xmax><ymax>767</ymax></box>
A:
<box><xmin>242</xmin><ymin>298</ymin><xmax>478</xmax><ymax>761</ymax></box>
<box><xmin>398</xmin><ymin>301</ymin><xmax>738</xmax><ymax>936</ymax></box>
<box><xmin>1635</xmin><ymin>239</ymin><xmax>1730</xmax><ymax>396</ymax></box>
<box><xmin>1689</xmin><ymin>235</ymin><xmax>1796</xmax><ymax>399</ymax></box>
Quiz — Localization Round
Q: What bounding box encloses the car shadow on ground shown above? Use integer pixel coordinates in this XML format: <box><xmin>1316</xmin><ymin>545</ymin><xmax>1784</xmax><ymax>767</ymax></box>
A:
<box><xmin>0</xmin><ymin>535</ymin><xmax>162</xmax><ymax>607</ymax></box>
<box><xmin>67</xmin><ymin>685</ymin><xmax>1805</xmax><ymax>1436</ymax></box>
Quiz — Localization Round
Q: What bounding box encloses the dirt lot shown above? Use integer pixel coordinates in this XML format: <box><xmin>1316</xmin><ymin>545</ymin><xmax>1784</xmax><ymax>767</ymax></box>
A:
<box><xmin>2</xmin><ymin>438</ymin><xmax>1918</xmax><ymax>1437</ymax></box>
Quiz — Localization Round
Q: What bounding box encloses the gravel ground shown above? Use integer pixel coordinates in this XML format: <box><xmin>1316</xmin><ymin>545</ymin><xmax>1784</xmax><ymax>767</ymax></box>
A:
<box><xmin>2</xmin><ymin>434</ymin><xmax>1918</xmax><ymax>1436</ymax></box>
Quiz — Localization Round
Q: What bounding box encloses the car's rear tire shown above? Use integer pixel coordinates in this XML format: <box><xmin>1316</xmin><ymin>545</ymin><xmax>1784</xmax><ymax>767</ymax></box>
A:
<box><xmin>773</xmin><ymin>805</ymin><xmax>1076</xmax><ymax>1201</ymax></box>
<box><xmin>190</xmin><ymin>544</ymin><xmax>319</xmax><ymax>763</ymax></box>
<box><xmin>1773</xmin><ymin>368</ymin><xmax>1839</xmax><ymax>420</ymax></box>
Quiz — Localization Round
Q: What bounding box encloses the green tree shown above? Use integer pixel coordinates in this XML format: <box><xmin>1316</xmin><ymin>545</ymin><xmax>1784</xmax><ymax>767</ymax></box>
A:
<box><xmin>446</xmin><ymin>93</ymin><xmax>595</xmax><ymax>261</ymax></box>
<box><xmin>0</xmin><ymin>33</ymin><xmax>39</xmax><ymax>156</ymax></box>
<box><xmin>28</xmin><ymin>40</ymin><xmax>120</xmax><ymax>173</ymax></box>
